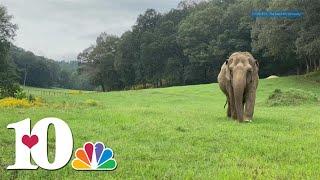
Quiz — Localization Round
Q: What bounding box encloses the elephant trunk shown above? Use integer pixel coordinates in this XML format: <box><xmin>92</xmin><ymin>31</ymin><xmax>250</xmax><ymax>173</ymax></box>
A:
<box><xmin>233</xmin><ymin>70</ymin><xmax>246</xmax><ymax>121</ymax></box>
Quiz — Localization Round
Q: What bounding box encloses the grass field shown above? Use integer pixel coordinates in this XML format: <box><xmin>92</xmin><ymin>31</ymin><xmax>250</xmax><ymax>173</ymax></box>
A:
<box><xmin>1</xmin><ymin>75</ymin><xmax>320</xmax><ymax>179</ymax></box>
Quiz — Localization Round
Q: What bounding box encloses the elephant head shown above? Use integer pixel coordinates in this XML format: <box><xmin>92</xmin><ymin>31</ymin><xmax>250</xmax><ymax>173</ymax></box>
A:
<box><xmin>224</xmin><ymin>52</ymin><xmax>259</xmax><ymax>121</ymax></box>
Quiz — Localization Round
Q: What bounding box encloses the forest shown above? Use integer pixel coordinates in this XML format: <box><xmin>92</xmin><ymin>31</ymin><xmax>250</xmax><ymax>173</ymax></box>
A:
<box><xmin>1</xmin><ymin>0</ymin><xmax>320</xmax><ymax>94</ymax></box>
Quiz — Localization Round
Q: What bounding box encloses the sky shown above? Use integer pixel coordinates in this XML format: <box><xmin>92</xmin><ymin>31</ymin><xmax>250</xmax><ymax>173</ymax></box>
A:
<box><xmin>1</xmin><ymin>0</ymin><xmax>181</xmax><ymax>61</ymax></box>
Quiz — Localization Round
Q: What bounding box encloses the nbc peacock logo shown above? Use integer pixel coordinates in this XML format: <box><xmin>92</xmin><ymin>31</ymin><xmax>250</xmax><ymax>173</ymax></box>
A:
<box><xmin>72</xmin><ymin>142</ymin><xmax>117</xmax><ymax>171</ymax></box>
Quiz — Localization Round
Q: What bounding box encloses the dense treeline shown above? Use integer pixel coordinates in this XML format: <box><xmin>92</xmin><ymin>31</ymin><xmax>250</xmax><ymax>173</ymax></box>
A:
<box><xmin>1</xmin><ymin>0</ymin><xmax>320</xmax><ymax>95</ymax></box>
<box><xmin>78</xmin><ymin>0</ymin><xmax>320</xmax><ymax>91</ymax></box>
<box><xmin>10</xmin><ymin>46</ymin><xmax>93</xmax><ymax>90</ymax></box>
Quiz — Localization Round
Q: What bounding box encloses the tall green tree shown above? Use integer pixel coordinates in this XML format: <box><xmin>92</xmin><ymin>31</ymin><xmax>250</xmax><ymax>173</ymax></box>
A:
<box><xmin>114</xmin><ymin>31</ymin><xmax>136</xmax><ymax>89</ymax></box>
<box><xmin>251</xmin><ymin>0</ymin><xmax>303</xmax><ymax>75</ymax></box>
<box><xmin>295</xmin><ymin>0</ymin><xmax>320</xmax><ymax>72</ymax></box>
<box><xmin>178</xmin><ymin>3</ymin><xmax>224</xmax><ymax>83</ymax></box>
<box><xmin>132</xmin><ymin>9</ymin><xmax>162</xmax><ymax>87</ymax></box>
<box><xmin>78</xmin><ymin>33</ymin><xmax>120</xmax><ymax>91</ymax></box>
<box><xmin>0</xmin><ymin>5</ymin><xmax>18</xmax><ymax>98</ymax></box>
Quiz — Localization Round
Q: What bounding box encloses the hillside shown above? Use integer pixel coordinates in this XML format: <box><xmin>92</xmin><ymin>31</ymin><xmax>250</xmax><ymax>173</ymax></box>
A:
<box><xmin>1</xmin><ymin>75</ymin><xmax>320</xmax><ymax>179</ymax></box>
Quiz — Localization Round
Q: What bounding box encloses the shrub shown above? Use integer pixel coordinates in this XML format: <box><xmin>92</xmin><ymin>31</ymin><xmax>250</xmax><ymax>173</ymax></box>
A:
<box><xmin>0</xmin><ymin>97</ymin><xmax>44</xmax><ymax>108</ymax></box>
<box><xmin>28</xmin><ymin>94</ymin><xmax>36</xmax><ymax>102</ymax></box>
<box><xmin>305</xmin><ymin>71</ymin><xmax>320</xmax><ymax>83</ymax></box>
<box><xmin>14</xmin><ymin>88</ymin><xmax>27</xmax><ymax>99</ymax></box>
<box><xmin>0</xmin><ymin>97</ymin><xmax>32</xmax><ymax>108</ymax></box>
<box><xmin>0</xmin><ymin>83</ymin><xmax>21</xmax><ymax>99</ymax></box>
<box><xmin>267</xmin><ymin>88</ymin><xmax>319</xmax><ymax>106</ymax></box>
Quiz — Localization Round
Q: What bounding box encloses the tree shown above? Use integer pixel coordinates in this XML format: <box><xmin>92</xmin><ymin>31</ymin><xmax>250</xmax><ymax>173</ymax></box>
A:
<box><xmin>115</xmin><ymin>31</ymin><xmax>137</xmax><ymax>89</ymax></box>
<box><xmin>295</xmin><ymin>0</ymin><xmax>320</xmax><ymax>72</ymax></box>
<box><xmin>132</xmin><ymin>9</ymin><xmax>162</xmax><ymax>87</ymax></box>
<box><xmin>0</xmin><ymin>5</ymin><xmax>18</xmax><ymax>98</ymax></box>
<box><xmin>178</xmin><ymin>3</ymin><xmax>224</xmax><ymax>83</ymax></box>
<box><xmin>76</xmin><ymin>0</ymin><xmax>320</xmax><ymax>92</ymax></box>
<box><xmin>78</xmin><ymin>33</ymin><xmax>120</xmax><ymax>91</ymax></box>
<box><xmin>251</xmin><ymin>0</ymin><xmax>302</xmax><ymax>75</ymax></box>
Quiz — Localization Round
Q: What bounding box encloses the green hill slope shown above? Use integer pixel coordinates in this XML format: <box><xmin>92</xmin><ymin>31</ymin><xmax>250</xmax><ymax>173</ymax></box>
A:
<box><xmin>1</xmin><ymin>75</ymin><xmax>320</xmax><ymax>179</ymax></box>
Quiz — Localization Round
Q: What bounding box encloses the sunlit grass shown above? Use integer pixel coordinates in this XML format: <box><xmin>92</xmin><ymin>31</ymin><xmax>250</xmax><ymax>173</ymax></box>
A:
<box><xmin>1</xmin><ymin>75</ymin><xmax>320</xmax><ymax>179</ymax></box>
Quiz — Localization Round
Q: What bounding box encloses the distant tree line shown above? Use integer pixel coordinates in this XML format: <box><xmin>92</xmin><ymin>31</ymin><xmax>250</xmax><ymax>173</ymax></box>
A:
<box><xmin>1</xmin><ymin>0</ymin><xmax>320</xmax><ymax>95</ymax></box>
<box><xmin>10</xmin><ymin>46</ymin><xmax>93</xmax><ymax>90</ymax></box>
<box><xmin>78</xmin><ymin>0</ymin><xmax>320</xmax><ymax>91</ymax></box>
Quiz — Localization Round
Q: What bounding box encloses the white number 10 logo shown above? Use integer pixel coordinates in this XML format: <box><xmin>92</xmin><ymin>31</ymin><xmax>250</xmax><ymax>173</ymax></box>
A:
<box><xmin>7</xmin><ymin>118</ymin><xmax>73</xmax><ymax>170</ymax></box>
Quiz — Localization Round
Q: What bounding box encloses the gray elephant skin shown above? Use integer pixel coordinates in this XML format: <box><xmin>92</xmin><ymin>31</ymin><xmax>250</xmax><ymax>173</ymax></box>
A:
<box><xmin>218</xmin><ymin>52</ymin><xmax>259</xmax><ymax>122</ymax></box>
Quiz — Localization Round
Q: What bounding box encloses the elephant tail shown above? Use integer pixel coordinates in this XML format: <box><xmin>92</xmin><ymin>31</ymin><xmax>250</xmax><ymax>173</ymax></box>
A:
<box><xmin>224</xmin><ymin>100</ymin><xmax>227</xmax><ymax>109</ymax></box>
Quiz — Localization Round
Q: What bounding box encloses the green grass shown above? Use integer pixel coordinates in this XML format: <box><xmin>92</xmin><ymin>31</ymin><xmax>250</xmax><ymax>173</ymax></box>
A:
<box><xmin>267</xmin><ymin>88</ymin><xmax>319</xmax><ymax>106</ymax></box>
<box><xmin>1</xmin><ymin>75</ymin><xmax>320</xmax><ymax>179</ymax></box>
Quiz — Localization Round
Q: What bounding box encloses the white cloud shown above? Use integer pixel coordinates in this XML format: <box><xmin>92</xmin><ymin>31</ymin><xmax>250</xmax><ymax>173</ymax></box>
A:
<box><xmin>1</xmin><ymin>0</ymin><xmax>181</xmax><ymax>61</ymax></box>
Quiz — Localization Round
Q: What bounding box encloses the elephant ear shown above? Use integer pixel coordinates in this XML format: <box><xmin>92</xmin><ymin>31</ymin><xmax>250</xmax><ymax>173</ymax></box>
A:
<box><xmin>225</xmin><ymin>60</ymin><xmax>231</xmax><ymax>81</ymax></box>
<box><xmin>254</xmin><ymin>59</ymin><xmax>259</xmax><ymax>72</ymax></box>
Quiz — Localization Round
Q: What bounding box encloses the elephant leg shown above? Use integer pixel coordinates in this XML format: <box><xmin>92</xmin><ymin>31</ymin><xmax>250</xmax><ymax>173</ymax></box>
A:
<box><xmin>227</xmin><ymin>99</ymin><xmax>231</xmax><ymax>118</ymax></box>
<box><xmin>244</xmin><ymin>88</ymin><xmax>257</xmax><ymax>120</ymax></box>
<box><xmin>228</xmin><ymin>91</ymin><xmax>237</xmax><ymax>120</ymax></box>
<box><xmin>231</xmin><ymin>103</ymin><xmax>237</xmax><ymax>120</ymax></box>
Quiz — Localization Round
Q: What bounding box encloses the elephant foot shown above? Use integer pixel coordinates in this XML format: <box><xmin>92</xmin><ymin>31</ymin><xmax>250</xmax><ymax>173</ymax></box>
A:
<box><xmin>244</xmin><ymin>115</ymin><xmax>253</xmax><ymax>122</ymax></box>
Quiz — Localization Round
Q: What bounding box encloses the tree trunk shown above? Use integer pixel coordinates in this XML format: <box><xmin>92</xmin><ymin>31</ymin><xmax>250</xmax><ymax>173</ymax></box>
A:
<box><xmin>202</xmin><ymin>63</ymin><xmax>207</xmax><ymax>83</ymax></box>
<box><xmin>101</xmin><ymin>83</ymin><xmax>106</xmax><ymax>92</ymax></box>
<box><xmin>23</xmin><ymin>65</ymin><xmax>28</xmax><ymax>86</ymax></box>
<box><xmin>309</xmin><ymin>57</ymin><xmax>312</xmax><ymax>72</ymax></box>
<box><xmin>313</xmin><ymin>59</ymin><xmax>317</xmax><ymax>71</ymax></box>
<box><xmin>182</xmin><ymin>64</ymin><xmax>185</xmax><ymax>85</ymax></box>
<box><xmin>306</xmin><ymin>58</ymin><xmax>309</xmax><ymax>74</ymax></box>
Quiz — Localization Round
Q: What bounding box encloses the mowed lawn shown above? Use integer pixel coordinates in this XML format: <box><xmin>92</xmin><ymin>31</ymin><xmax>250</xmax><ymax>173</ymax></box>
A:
<box><xmin>1</xmin><ymin>75</ymin><xmax>320</xmax><ymax>179</ymax></box>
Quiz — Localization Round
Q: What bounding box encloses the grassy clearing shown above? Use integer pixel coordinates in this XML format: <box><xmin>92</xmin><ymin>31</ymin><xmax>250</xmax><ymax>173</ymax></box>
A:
<box><xmin>1</xmin><ymin>75</ymin><xmax>320</xmax><ymax>179</ymax></box>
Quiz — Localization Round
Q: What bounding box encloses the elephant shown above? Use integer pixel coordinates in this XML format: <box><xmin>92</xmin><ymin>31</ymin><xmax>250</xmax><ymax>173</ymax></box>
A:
<box><xmin>218</xmin><ymin>52</ymin><xmax>259</xmax><ymax>122</ymax></box>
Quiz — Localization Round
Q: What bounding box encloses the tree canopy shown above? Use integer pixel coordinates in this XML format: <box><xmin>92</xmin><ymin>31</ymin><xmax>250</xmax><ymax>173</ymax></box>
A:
<box><xmin>0</xmin><ymin>5</ymin><xmax>18</xmax><ymax>97</ymax></box>
<box><xmin>78</xmin><ymin>0</ymin><xmax>320</xmax><ymax>91</ymax></box>
<box><xmin>1</xmin><ymin>0</ymin><xmax>320</xmax><ymax>93</ymax></box>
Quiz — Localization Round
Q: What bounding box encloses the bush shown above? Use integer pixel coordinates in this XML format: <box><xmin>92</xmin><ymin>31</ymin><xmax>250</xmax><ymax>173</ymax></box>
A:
<box><xmin>305</xmin><ymin>71</ymin><xmax>320</xmax><ymax>83</ymax></box>
<box><xmin>28</xmin><ymin>94</ymin><xmax>36</xmax><ymax>102</ymax></box>
<box><xmin>0</xmin><ymin>97</ymin><xmax>32</xmax><ymax>108</ymax></box>
<box><xmin>14</xmin><ymin>88</ymin><xmax>27</xmax><ymax>99</ymax></box>
<box><xmin>0</xmin><ymin>96</ymin><xmax>44</xmax><ymax>108</ymax></box>
<box><xmin>267</xmin><ymin>88</ymin><xmax>319</xmax><ymax>106</ymax></box>
<box><xmin>0</xmin><ymin>83</ymin><xmax>21</xmax><ymax>99</ymax></box>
